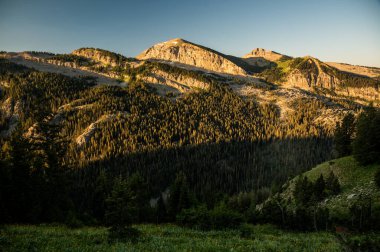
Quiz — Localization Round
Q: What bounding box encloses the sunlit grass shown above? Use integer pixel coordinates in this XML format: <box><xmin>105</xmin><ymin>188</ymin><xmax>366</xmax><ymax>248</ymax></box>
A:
<box><xmin>283</xmin><ymin>156</ymin><xmax>380</xmax><ymax>220</ymax></box>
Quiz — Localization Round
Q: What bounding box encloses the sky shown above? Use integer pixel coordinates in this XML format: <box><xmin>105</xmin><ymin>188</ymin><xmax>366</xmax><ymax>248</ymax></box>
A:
<box><xmin>0</xmin><ymin>0</ymin><xmax>379</xmax><ymax>67</ymax></box>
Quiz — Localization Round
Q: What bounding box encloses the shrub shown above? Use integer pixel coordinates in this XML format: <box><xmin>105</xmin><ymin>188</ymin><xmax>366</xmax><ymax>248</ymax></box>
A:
<box><xmin>209</xmin><ymin>204</ymin><xmax>244</xmax><ymax>229</ymax></box>
<box><xmin>108</xmin><ymin>226</ymin><xmax>141</xmax><ymax>243</ymax></box>
<box><xmin>239</xmin><ymin>223</ymin><xmax>255</xmax><ymax>238</ymax></box>
<box><xmin>375</xmin><ymin>169</ymin><xmax>380</xmax><ymax>189</ymax></box>
<box><xmin>176</xmin><ymin>205</ymin><xmax>211</xmax><ymax>230</ymax></box>
<box><xmin>65</xmin><ymin>211</ymin><xmax>83</xmax><ymax>229</ymax></box>
<box><xmin>347</xmin><ymin>234</ymin><xmax>380</xmax><ymax>252</ymax></box>
<box><xmin>176</xmin><ymin>203</ymin><xmax>244</xmax><ymax>230</ymax></box>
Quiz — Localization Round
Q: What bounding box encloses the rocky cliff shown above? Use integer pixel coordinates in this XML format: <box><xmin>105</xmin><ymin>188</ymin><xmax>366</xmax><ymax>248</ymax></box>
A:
<box><xmin>72</xmin><ymin>48</ymin><xmax>124</xmax><ymax>66</ymax></box>
<box><xmin>285</xmin><ymin>58</ymin><xmax>340</xmax><ymax>90</ymax></box>
<box><xmin>140</xmin><ymin>69</ymin><xmax>210</xmax><ymax>93</ymax></box>
<box><xmin>243</xmin><ymin>48</ymin><xmax>289</xmax><ymax>67</ymax></box>
<box><xmin>137</xmin><ymin>38</ymin><xmax>247</xmax><ymax>75</ymax></box>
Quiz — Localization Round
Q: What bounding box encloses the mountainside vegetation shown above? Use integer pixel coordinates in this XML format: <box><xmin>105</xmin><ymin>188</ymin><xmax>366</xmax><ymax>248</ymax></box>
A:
<box><xmin>0</xmin><ymin>58</ymin><xmax>334</xmax><ymax>224</ymax></box>
<box><xmin>260</xmin><ymin>56</ymin><xmax>379</xmax><ymax>90</ymax></box>
<box><xmin>1</xmin><ymin>42</ymin><xmax>380</xmax><ymax>251</ymax></box>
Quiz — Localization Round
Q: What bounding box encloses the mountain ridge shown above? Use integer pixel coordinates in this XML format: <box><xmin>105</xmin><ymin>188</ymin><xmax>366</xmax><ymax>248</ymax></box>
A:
<box><xmin>136</xmin><ymin>38</ymin><xmax>250</xmax><ymax>75</ymax></box>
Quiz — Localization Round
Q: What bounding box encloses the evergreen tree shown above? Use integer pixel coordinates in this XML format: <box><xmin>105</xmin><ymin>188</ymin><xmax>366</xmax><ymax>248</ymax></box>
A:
<box><xmin>353</xmin><ymin>107</ymin><xmax>380</xmax><ymax>165</ymax></box>
<box><xmin>313</xmin><ymin>174</ymin><xmax>326</xmax><ymax>201</ymax></box>
<box><xmin>105</xmin><ymin>177</ymin><xmax>138</xmax><ymax>240</ymax></box>
<box><xmin>126</xmin><ymin>172</ymin><xmax>150</xmax><ymax>222</ymax></box>
<box><xmin>325</xmin><ymin>172</ymin><xmax>341</xmax><ymax>195</ymax></box>
<box><xmin>155</xmin><ymin>195</ymin><xmax>167</xmax><ymax>223</ymax></box>
<box><xmin>168</xmin><ymin>172</ymin><xmax>194</xmax><ymax>218</ymax></box>
<box><xmin>30</xmin><ymin>122</ymin><xmax>71</xmax><ymax>222</ymax></box>
<box><xmin>375</xmin><ymin>169</ymin><xmax>380</xmax><ymax>189</ymax></box>
<box><xmin>0</xmin><ymin>141</ymin><xmax>12</xmax><ymax>223</ymax></box>
<box><xmin>7</xmin><ymin>128</ymin><xmax>33</xmax><ymax>222</ymax></box>
<box><xmin>349</xmin><ymin>194</ymin><xmax>372</xmax><ymax>231</ymax></box>
<box><xmin>92</xmin><ymin>169</ymin><xmax>110</xmax><ymax>222</ymax></box>
<box><xmin>334</xmin><ymin>113</ymin><xmax>355</xmax><ymax>157</ymax></box>
<box><xmin>293</xmin><ymin>176</ymin><xmax>313</xmax><ymax>206</ymax></box>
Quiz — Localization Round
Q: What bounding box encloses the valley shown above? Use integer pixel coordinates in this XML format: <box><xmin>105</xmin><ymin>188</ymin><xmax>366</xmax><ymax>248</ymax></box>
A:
<box><xmin>1</xmin><ymin>38</ymin><xmax>379</xmax><ymax>252</ymax></box>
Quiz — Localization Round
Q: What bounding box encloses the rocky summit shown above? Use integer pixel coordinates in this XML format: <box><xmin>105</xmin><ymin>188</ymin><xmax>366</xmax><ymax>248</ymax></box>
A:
<box><xmin>136</xmin><ymin>38</ymin><xmax>247</xmax><ymax>75</ymax></box>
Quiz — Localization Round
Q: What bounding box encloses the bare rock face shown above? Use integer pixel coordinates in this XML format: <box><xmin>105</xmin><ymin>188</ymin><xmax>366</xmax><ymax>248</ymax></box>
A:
<box><xmin>286</xmin><ymin>69</ymin><xmax>340</xmax><ymax>90</ymax></box>
<box><xmin>243</xmin><ymin>48</ymin><xmax>288</xmax><ymax>67</ymax></box>
<box><xmin>72</xmin><ymin>48</ymin><xmax>118</xmax><ymax>66</ymax></box>
<box><xmin>285</xmin><ymin>58</ymin><xmax>340</xmax><ymax>90</ymax></box>
<box><xmin>137</xmin><ymin>38</ymin><xmax>247</xmax><ymax>75</ymax></box>
<box><xmin>45</xmin><ymin>59</ymin><xmax>79</xmax><ymax>68</ymax></box>
<box><xmin>76</xmin><ymin>112</ymin><xmax>129</xmax><ymax>147</ymax></box>
<box><xmin>0</xmin><ymin>98</ymin><xmax>21</xmax><ymax>138</ymax></box>
<box><xmin>326</xmin><ymin>62</ymin><xmax>380</xmax><ymax>78</ymax></box>
<box><xmin>141</xmin><ymin>69</ymin><xmax>210</xmax><ymax>93</ymax></box>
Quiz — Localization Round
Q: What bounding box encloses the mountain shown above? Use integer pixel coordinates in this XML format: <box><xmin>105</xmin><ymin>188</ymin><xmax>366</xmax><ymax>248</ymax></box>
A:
<box><xmin>243</xmin><ymin>48</ymin><xmax>290</xmax><ymax>67</ymax></box>
<box><xmin>273</xmin><ymin>156</ymin><xmax>380</xmax><ymax>224</ymax></box>
<box><xmin>259</xmin><ymin>56</ymin><xmax>379</xmax><ymax>102</ymax></box>
<box><xmin>326</xmin><ymin>62</ymin><xmax>380</xmax><ymax>78</ymax></box>
<box><xmin>1</xmin><ymin>41</ymin><xmax>380</xmax><ymax>235</ymax></box>
<box><xmin>136</xmin><ymin>38</ymin><xmax>249</xmax><ymax>75</ymax></box>
<box><xmin>72</xmin><ymin>47</ymin><xmax>136</xmax><ymax>67</ymax></box>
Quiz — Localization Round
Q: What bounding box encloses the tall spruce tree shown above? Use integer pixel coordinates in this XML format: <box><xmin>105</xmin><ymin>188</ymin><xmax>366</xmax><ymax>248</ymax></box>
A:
<box><xmin>352</xmin><ymin>107</ymin><xmax>380</xmax><ymax>165</ymax></box>
<box><xmin>126</xmin><ymin>172</ymin><xmax>150</xmax><ymax>222</ymax></box>
<box><xmin>313</xmin><ymin>174</ymin><xmax>326</xmax><ymax>201</ymax></box>
<box><xmin>3</xmin><ymin>128</ymin><xmax>33</xmax><ymax>222</ymax></box>
<box><xmin>334</xmin><ymin>113</ymin><xmax>355</xmax><ymax>157</ymax></box>
<box><xmin>105</xmin><ymin>177</ymin><xmax>138</xmax><ymax>240</ymax></box>
<box><xmin>375</xmin><ymin>169</ymin><xmax>380</xmax><ymax>189</ymax></box>
<box><xmin>325</xmin><ymin>171</ymin><xmax>340</xmax><ymax>195</ymax></box>
<box><xmin>168</xmin><ymin>172</ymin><xmax>194</xmax><ymax>218</ymax></box>
<box><xmin>31</xmin><ymin>121</ymin><xmax>71</xmax><ymax>222</ymax></box>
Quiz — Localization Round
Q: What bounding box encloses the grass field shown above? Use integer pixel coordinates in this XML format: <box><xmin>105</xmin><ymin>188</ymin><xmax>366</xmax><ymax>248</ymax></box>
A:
<box><xmin>0</xmin><ymin>224</ymin><xmax>344</xmax><ymax>252</ymax></box>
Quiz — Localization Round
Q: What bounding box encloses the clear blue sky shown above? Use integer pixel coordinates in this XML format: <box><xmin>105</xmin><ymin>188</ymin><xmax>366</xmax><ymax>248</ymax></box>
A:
<box><xmin>1</xmin><ymin>0</ymin><xmax>379</xmax><ymax>67</ymax></box>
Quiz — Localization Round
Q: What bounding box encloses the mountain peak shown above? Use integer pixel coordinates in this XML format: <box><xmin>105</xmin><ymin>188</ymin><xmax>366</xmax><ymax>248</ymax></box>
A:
<box><xmin>243</xmin><ymin>48</ymin><xmax>286</xmax><ymax>62</ymax></box>
<box><xmin>137</xmin><ymin>39</ymin><xmax>247</xmax><ymax>75</ymax></box>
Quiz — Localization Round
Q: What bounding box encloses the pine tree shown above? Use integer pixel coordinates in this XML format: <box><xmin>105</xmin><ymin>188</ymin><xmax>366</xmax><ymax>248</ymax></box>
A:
<box><xmin>375</xmin><ymin>169</ymin><xmax>380</xmax><ymax>189</ymax></box>
<box><xmin>7</xmin><ymin>128</ymin><xmax>33</xmax><ymax>222</ymax></box>
<box><xmin>352</xmin><ymin>107</ymin><xmax>380</xmax><ymax>165</ymax></box>
<box><xmin>334</xmin><ymin>113</ymin><xmax>355</xmax><ymax>157</ymax></box>
<box><xmin>326</xmin><ymin>172</ymin><xmax>340</xmax><ymax>195</ymax></box>
<box><xmin>313</xmin><ymin>174</ymin><xmax>325</xmax><ymax>201</ymax></box>
<box><xmin>126</xmin><ymin>172</ymin><xmax>150</xmax><ymax>222</ymax></box>
<box><xmin>105</xmin><ymin>177</ymin><xmax>138</xmax><ymax>241</ymax></box>
<box><xmin>155</xmin><ymin>195</ymin><xmax>167</xmax><ymax>223</ymax></box>
<box><xmin>168</xmin><ymin>172</ymin><xmax>194</xmax><ymax>218</ymax></box>
<box><xmin>293</xmin><ymin>176</ymin><xmax>313</xmax><ymax>206</ymax></box>
<box><xmin>30</xmin><ymin>122</ymin><xmax>71</xmax><ymax>222</ymax></box>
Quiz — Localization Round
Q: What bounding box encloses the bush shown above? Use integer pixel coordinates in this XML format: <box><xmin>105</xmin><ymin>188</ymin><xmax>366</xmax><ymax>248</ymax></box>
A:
<box><xmin>176</xmin><ymin>205</ymin><xmax>211</xmax><ymax>230</ymax></box>
<box><xmin>65</xmin><ymin>211</ymin><xmax>83</xmax><ymax>229</ymax></box>
<box><xmin>108</xmin><ymin>226</ymin><xmax>141</xmax><ymax>243</ymax></box>
<box><xmin>176</xmin><ymin>203</ymin><xmax>244</xmax><ymax>230</ymax></box>
<box><xmin>375</xmin><ymin>169</ymin><xmax>380</xmax><ymax>189</ymax></box>
<box><xmin>239</xmin><ymin>223</ymin><xmax>255</xmax><ymax>238</ymax></box>
<box><xmin>347</xmin><ymin>234</ymin><xmax>380</xmax><ymax>252</ymax></box>
<box><xmin>210</xmin><ymin>204</ymin><xmax>244</xmax><ymax>229</ymax></box>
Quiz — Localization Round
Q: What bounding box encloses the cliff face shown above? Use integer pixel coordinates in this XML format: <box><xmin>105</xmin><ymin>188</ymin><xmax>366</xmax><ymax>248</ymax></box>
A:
<box><xmin>72</xmin><ymin>48</ymin><xmax>119</xmax><ymax>66</ymax></box>
<box><xmin>140</xmin><ymin>69</ymin><xmax>210</xmax><ymax>93</ymax></box>
<box><xmin>283</xmin><ymin>57</ymin><xmax>379</xmax><ymax>102</ymax></box>
<box><xmin>326</xmin><ymin>62</ymin><xmax>380</xmax><ymax>78</ymax></box>
<box><xmin>284</xmin><ymin>58</ymin><xmax>340</xmax><ymax>90</ymax></box>
<box><xmin>243</xmin><ymin>48</ymin><xmax>288</xmax><ymax>67</ymax></box>
<box><xmin>137</xmin><ymin>38</ymin><xmax>247</xmax><ymax>75</ymax></box>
